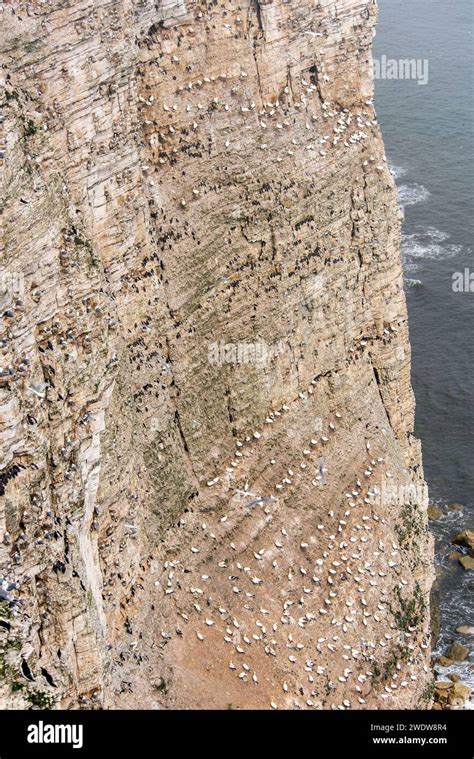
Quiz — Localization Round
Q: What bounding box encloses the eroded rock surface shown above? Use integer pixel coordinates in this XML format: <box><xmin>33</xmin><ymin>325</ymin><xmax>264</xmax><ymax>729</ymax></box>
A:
<box><xmin>0</xmin><ymin>0</ymin><xmax>433</xmax><ymax>709</ymax></box>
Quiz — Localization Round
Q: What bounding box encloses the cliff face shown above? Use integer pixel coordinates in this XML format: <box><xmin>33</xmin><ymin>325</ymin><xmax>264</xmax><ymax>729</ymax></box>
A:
<box><xmin>0</xmin><ymin>0</ymin><xmax>433</xmax><ymax>709</ymax></box>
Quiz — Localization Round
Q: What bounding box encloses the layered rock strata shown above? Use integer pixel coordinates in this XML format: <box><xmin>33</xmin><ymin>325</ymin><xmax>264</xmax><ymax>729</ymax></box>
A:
<box><xmin>0</xmin><ymin>0</ymin><xmax>433</xmax><ymax>709</ymax></box>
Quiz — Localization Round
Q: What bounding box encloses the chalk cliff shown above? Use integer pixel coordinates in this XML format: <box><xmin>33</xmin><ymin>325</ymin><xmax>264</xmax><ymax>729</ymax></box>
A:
<box><xmin>0</xmin><ymin>0</ymin><xmax>433</xmax><ymax>709</ymax></box>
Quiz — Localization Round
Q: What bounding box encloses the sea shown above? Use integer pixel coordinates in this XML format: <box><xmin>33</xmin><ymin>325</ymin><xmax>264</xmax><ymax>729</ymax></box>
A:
<box><xmin>373</xmin><ymin>0</ymin><xmax>474</xmax><ymax>698</ymax></box>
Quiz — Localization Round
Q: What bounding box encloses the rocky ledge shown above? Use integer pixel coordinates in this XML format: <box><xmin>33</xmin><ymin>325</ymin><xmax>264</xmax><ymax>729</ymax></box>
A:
<box><xmin>0</xmin><ymin>0</ymin><xmax>433</xmax><ymax>709</ymax></box>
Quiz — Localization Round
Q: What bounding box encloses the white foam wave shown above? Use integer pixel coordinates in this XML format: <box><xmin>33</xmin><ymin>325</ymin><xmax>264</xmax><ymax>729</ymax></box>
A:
<box><xmin>389</xmin><ymin>163</ymin><xmax>408</xmax><ymax>180</ymax></box>
<box><xmin>397</xmin><ymin>183</ymin><xmax>430</xmax><ymax>207</ymax></box>
<box><xmin>403</xmin><ymin>260</ymin><xmax>421</xmax><ymax>273</ymax></box>
<box><xmin>403</xmin><ymin>241</ymin><xmax>462</xmax><ymax>262</ymax></box>
<box><xmin>401</xmin><ymin>228</ymin><xmax>462</xmax><ymax>271</ymax></box>
<box><xmin>422</xmin><ymin>226</ymin><xmax>450</xmax><ymax>243</ymax></box>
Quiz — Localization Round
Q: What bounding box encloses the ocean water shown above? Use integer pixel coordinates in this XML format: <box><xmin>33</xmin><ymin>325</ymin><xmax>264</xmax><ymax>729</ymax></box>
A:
<box><xmin>373</xmin><ymin>0</ymin><xmax>474</xmax><ymax>696</ymax></box>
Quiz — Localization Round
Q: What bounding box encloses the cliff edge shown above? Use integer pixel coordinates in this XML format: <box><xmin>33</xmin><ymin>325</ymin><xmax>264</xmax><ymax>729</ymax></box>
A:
<box><xmin>0</xmin><ymin>0</ymin><xmax>433</xmax><ymax>709</ymax></box>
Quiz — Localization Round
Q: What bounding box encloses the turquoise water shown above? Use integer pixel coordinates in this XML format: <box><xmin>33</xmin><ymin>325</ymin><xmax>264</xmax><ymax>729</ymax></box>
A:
<box><xmin>374</xmin><ymin>0</ymin><xmax>474</xmax><ymax>692</ymax></box>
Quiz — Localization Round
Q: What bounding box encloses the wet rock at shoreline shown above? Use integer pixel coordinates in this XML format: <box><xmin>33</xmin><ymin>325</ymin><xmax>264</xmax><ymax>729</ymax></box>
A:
<box><xmin>447</xmin><ymin>641</ymin><xmax>470</xmax><ymax>662</ymax></box>
<box><xmin>459</xmin><ymin>555</ymin><xmax>474</xmax><ymax>571</ymax></box>
<box><xmin>447</xmin><ymin>502</ymin><xmax>464</xmax><ymax>511</ymax></box>
<box><xmin>456</xmin><ymin>625</ymin><xmax>474</xmax><ymax>636</ymax></box>
<box><xmin>433</xmin><ymin>681</ymin><xmax>453</xmax><ymax>708</ymax></box>
<box><xmin>452</xmin><ymin>529</ymin><xmax>474</xmax><ymax>556</ymax></box>
<box><xmin>428</xmin><ymin>504</ymin><xmax>444</xmax><ymax>521</ymax></box>
<box><xmin>434</xmin><ymin>681</ymin><xmax>452</xmax><ymax>692</ymax></box>
<box><xmin>433</xmin><ymin>679</ymin><xmax>472</xmax><ymax>710</ymax></box>
<box><xmin>451</xmin><ymin>682</ymin><xmax>471</xmax><ymax>703</ymax></box>
<box><xmin>436</xmin><ymin>655</ymin><xmax>454</xmax><ymax>667</ymax></box>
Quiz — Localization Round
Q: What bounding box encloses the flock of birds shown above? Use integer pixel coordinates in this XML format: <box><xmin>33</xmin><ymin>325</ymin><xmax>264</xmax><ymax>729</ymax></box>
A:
<box><xmin>145</xmin><ymin>345</ymin><xmax>430</xmax><ymax>709</ymax></box>
<box><xmin>137</xmin><ymin>13</ymin><xmax>388</xmax><ymax>210</ymax></box>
